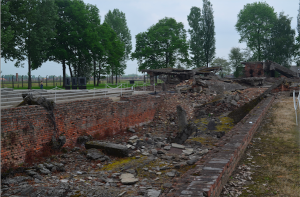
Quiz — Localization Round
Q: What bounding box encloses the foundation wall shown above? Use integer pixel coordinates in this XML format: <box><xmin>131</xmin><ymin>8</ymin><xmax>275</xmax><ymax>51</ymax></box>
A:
<box><xmin>165</xmin><ymin>96</ymin><xmax>275</xmax><ymax>197</ymax></box>
<box><xmin>1</xmin><ymin>95</ymin><xmax>161</xmax><ymax>165</ymax></box>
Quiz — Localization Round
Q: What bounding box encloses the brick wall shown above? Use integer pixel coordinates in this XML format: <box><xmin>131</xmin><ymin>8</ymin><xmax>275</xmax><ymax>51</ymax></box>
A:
<box><xmin>1</xmin><ymin>94</ymin><xmax>161</xmax><ymax>165</ymax></box>
<box><xmin>244</xmin><ymin>62</ymin><xmax>264</xmax><ymax>77</ymax></box>
<box><xmin>164</xmin><ymin>96</ymin><xmax>275</xmax><ymax>197</ymax></box>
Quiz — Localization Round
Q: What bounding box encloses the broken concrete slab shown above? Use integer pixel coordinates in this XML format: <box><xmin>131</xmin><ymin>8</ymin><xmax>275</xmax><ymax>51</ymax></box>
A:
<box><xmin>177</xmin><ymin>105</ymin><xmax>187</xmax><ymax>130</ymax></box>
<box><xmin>172</xmin><ymin>124</ymin><xmax>198</xmax><ymax>144</ymax></box>
<box><xmin>85</xmin><ymin>141</ymin><xmax>129</xmax><ymax>157</ymax></box>
<box><xmin>86</xmin><ymin>148</ymin><xmax>105</xmax><ymax>160</ymax></box>
<box><xmin>119</xmin><ymin>173</ymin><xmax>138</xmax><ymax>185</ymax></box>
<box><xmin>171</xmin><ymin>143</ymin><xmax>185</xmax><ymax>149</ymax></box>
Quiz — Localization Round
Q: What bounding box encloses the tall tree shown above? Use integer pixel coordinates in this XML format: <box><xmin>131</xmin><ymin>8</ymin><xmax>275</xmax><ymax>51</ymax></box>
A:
<box><xmin>104</xmin><ymin>9</ymin><xmax>132</xmax><ymax>84</ymax></box>
<box><xmin>295</xmin><ymin>2</ymin><xmax>300</xmax><ymax>65</ymax></box>
<box><xmin>6</xmin><ymin>0</ymin><xmax>58</xmax><ymax>89</ymax></box>
<box><xmin>263</xmin><ymin>12</ymin><xmax>295</xmax><ymax>67</ymax></box>
<box><xmin>49</xmin><ymin>0</ymin><xmax>73</xmax><ymax>87</ymax></box>
<box><xmin>298</xmin><ymin>1</ymin><xmax>300</xmax><ymax>34</ymax></box>
<box><xmin>131</xmin><ymin>17</ymin><xmax>190</xmax><ymax>71</ymax></box>
<box><xmin>201</xmin><ymin>0</ymin><xmax>216</xmax><ymax>67</ymax></box>
<box><xmin>85</xmin><ymin>3</ymin><xmax>102</xmax><ymax>86</ymax></box>
<box><xmin>187</xmin><ymin>6</ymin><xmax>204</xmax><ymax>68</ymax></box>
<box><xmin>236</xmin><ymin>2</ymin><xmax>277</xmax><ymax>61</ymax></box>
<box><xmin>228</xmin><ymin>47</ymin><xmax>244</xmax><ymax>69</ymax></box>
<box><xmin>1</xmin><ymin>1</ymin><xmax>17</xmax><ymax>62</ymax></box>
<box><xmin>211</xmin><ymin>57</ymin><xmax>231</xmax><ymax>77</ymax></box>
<box><xmin>97</xmin><ymin>23</ymin><xmax>124</xmax><ymax>85</ymax></box>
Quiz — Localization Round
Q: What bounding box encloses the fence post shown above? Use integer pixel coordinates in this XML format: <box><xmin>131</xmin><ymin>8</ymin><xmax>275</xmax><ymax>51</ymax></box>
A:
<box><xmin>60</xmin><ymin>75</ymin><xmax>61</xmax><ymax>86</ymax></box>
<box><xmin>12</xmin><ymin>76</ymin><xmax>14</xmax><ymax>88</ymax></box>
<box><xmin>53</xmin><ymin>76</ymin><xmax>54</xmax><ymax>87</ymax></box>
<box><xmin>22</xmin><ymin>76</ymin><xmax>23</xmax><ymax>88</ymax></box>
<box><xmin>1</xmin><ymin>75</ymin><xmax>3</xmax><ymax>88</ymax></box>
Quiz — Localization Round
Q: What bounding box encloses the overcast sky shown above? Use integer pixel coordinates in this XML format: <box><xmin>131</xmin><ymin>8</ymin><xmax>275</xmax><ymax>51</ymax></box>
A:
<box><xmin>1</xmin><ymin>0</ymin><xmax>299</xmax><ymax>77</ymax></box>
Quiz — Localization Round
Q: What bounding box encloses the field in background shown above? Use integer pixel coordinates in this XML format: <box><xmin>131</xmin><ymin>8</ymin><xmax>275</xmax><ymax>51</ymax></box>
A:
<box><xmin>1</xmin><ymin>79</ymin><xmax>163</xmax><ymax>90</ymax></box>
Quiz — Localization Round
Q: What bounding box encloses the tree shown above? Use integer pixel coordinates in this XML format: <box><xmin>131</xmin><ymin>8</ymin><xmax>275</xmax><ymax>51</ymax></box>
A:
<box><xmin>295</xmin><ymin>2</ymin><xmax>300</xmax><ymax>65</ymax></box>
<box><xmin>6</xmin><ymin>0</ymin><xmax>58</xmax><ymax>89</ymax></box>
<box><xmin>97</xmin><ymin>23</ymin><xmax>124</xmax><ymax>85</ymax></box>
<box><xmin>298</xmin><ymin>1</ymin><xmax>300</xmax><ymax>34</ymax></box>
<box><xmin>85</xmin><ymin>3</ymin><xmax>102</xmax><ymax>86</ymax></box>
<box><xmin>211</xmin><ymin>57</ymin><xmax>231</xmax><ymax>77</ymax></box>
<box><xmin>1</xmin><ymin>1</ymin><xmax>17</xmax><ymax>62</ymax></box>
<box><xmin>187</xmin><ymin>6</ymin><xmax>204</xmax><ymax>68</ymax></box>
<box><xmin>236</xmin><ymin>2</ymin><xmax>277</xmax><ymax>61</ymax></box>
<box><xmin>131</xmin><ymin>17</ymin><xmax>190</xmax><ymax>71</ymax></box>
<box><xmin>201</xmin><ymin>0</ymin><xmax>216</xmax><ymax>67</ymax></box>
<box><xmin>104</xmin><ymin>9</ymin><xmax>132</xmax><ymax>84</ymax></box>
<box><xmin>49</xmin><ymin>0</ymin><xmax>73</xmax><ymax>87</ymax></box>
<box><xmin>228</xmin><ymin>47</ymin><xmax>244</xmax><ymax>69</ymax></box>
<box><xmin>263</xmin><ymin>12</ymin><xmax>295</xmax><ymax>67</ymax></box>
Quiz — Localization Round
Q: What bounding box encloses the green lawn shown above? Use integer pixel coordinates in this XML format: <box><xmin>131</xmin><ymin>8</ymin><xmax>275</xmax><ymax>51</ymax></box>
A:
<box><xmin>1</xmin><ymin>80</ymin><xmax>157</xmax><ymax>90</ymax></box>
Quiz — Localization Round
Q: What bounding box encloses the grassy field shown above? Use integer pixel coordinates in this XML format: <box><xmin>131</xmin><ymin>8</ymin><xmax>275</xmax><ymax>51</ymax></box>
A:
<box><xmin>236</xmin><ymin>95</ymin><xmax>300</xmax><ymax>197</ymax></box>
<box><xmin>1</xmin><ymin>80</ymin><xmax>159</xmax><ymax>90</ymax></box>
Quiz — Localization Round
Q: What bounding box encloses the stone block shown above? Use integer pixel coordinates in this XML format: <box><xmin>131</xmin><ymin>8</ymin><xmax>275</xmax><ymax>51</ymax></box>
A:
<box><xmin>85</xmin><ymin>141</ymin><xmax>129</xmax><ymax>157</ymax></box>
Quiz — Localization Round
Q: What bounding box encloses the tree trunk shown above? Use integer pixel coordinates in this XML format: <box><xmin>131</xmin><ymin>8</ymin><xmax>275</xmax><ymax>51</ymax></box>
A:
<box><xmin>116</xmin><ymin>73</ymin><xmax>118</xmax><ymax>85</ymax></box>
<box><xmin>93</xmin><ymin>60</ymin><xmax>96</xmax><ymax>86</ymax></box>
<box><xmin>68</xmin><ymin>62</ymin><xmax>73</xmax><ymax>78</ymax></box>
<box><xmin>98</xmin><ymin>62</ymin><xmax>101</xmax><ymax>85</ymax></box>
<box><xmin>28</xmin><ymin>57</ymin><xmax>31</xmax><ymax>89</ymax></box>
<box><xmin>62</xmin><ymin>59</ymin><xmax>66</xmax><ymax>88</ymax></box>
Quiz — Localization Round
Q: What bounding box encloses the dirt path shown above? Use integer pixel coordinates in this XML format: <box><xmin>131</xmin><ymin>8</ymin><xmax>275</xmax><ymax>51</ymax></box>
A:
<box><xmin>221</xmin><ymin>94</ymin><xmax>300</xmax><ymax>197</ymax></box>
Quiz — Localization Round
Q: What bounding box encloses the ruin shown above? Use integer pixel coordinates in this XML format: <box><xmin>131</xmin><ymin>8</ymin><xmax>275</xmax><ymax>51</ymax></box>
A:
<box><xmin>1</xmin><ymin>61</ymin><xmax>299</xmax><ymax>197</ymax></box>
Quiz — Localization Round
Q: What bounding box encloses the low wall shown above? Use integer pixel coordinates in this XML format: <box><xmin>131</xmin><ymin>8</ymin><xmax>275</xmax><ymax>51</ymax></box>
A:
<box><xmin>1</xmin><ymin>94</ymin><xmax>161</xmax><ymax>165</ymax></box>
<box><xmin>165</xmin><ymin>96</ymin><xmax>275</xmax><ymax>197</ymax></box>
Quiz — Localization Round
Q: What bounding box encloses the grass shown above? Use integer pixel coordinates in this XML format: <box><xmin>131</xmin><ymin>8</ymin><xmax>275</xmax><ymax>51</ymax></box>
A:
<box><xmin>2</xmin><ymin>80</ymin><xmax>156</xmax><ymax>90</ymax></box>
<box><xmin>237</xmin><ymin>96</ymin><xmax>300</xmax><ymax>197</ymax></box>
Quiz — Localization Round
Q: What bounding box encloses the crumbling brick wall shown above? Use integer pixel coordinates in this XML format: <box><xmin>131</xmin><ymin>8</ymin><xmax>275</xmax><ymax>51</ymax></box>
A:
<box><xmin>244</xmin><ymin>62</ymin><xmax>264</xmax><ymax>77</ymax></box>
<box><xmin>1</xmin><ymin>95</ymin><xmax>161</xmax><ymax>165</ymax></box>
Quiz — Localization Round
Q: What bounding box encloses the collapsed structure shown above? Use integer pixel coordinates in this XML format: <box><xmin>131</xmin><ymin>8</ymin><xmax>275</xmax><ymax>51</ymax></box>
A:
<box><xmin>141</xmin><ymin>61</ymin><xmax>299</xmax><ymax>93</ymax></box>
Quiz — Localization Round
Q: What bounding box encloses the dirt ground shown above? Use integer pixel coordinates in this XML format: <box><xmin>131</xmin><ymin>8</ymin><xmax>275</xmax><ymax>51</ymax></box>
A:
<box><xmin>221</xmin><ymin>93</ymin><xmax>300</xmax><ymax>197</ymax></box>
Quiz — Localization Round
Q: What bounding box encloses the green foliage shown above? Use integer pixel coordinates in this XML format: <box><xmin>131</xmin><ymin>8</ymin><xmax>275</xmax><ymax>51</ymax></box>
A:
<box><xmin>236</xmin><ymin>2</ymin><xmax>277</xmax><ymax>61</ymax></box>
<box><xmin>1</xmin><ymin>1</ymin><xmax>16</xmax><ymax>61</ymax></box>
<box><xmin>297</xmin><ymin>2</ymin><xmax>300</xmax><ymax>34</ymax></box>
<box><xmin>104</xmin><ymin>9</ymin><xmax>132</xmax><ymax>80</ymax></box>
<box><xmin>263</xmin><ymin>12</ymin><xmax>295</xmax><ymax>67</ymax></box>
<box><xmin>131</xmin><ymin>17</ymin><xmax>190</xmax><ymax>71</ymax></box>
<box><xmin>234</xmin><ymin>66</ymin><xmax>245</xmax><ymax>78</ymax></box>
<box><xmin>211</xmin><ymin>57</ymin><xmax>231</xmax><ymax>77</ymax></box>
<box><xmin>5</xmin><ymin>0</ymin><xmax>58</xmax><ymax>89</ymax></box>
<box><xmin>201</xmin><ymin>0</ymin><xmax>216</xmax><ymax>67</ymax></box>
<box><xmin>187</xmin><ymin>6</ymin><xmax>205</xmax><ymax>68</ymax></box>
<box><xmin>97</xmin><ymin>23</ymin><xmax>124</xmax><ymax>85</ymax></box>
<box><xmin>228</xmin><ymin>47</ymin><xmax>244</xmax><ymax>69</ymax></box>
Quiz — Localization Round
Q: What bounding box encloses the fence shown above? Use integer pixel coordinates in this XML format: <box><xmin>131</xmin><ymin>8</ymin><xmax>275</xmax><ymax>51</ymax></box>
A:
<box><xmin>293</xmin><ymin>90</ymin><xmax>300</xmax><ymax>125</ymax></box>
<box><xmin>1</xmin><ymin>75</ymin><xmax>150</xmax><ymax>89</ymax></box>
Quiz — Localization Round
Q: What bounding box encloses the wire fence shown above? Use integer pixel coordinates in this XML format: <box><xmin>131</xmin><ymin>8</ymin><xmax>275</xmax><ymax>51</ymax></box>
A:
<box><xmin>1</xmin><ymin>75</ymin><xmax>152</xmax><ymax>89</ymax></box>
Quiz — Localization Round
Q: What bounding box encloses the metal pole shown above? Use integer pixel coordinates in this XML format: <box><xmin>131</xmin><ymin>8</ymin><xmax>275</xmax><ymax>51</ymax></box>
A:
<box><xmin>22</xmin><ymin>76</ymin><xmax>23</xmax><ymax>88</ymax></box>
<box><xmin>2</xmin><ymin>75</ymin><xmax>3</xmax><ymax>88</ymax></box>
<box><xmin>53</xmin><ymin>76</ymin><xmax>54</xmax><ymax>87</ymax></box>
<box><xmin>60</xmin><ymin>75</ymin><xmax>61</xmax><ymax>86</ymax></box>
<box><xmin>46</xmin><ymin>75</ymin><xmax>48</xmax><ymax>87</ymax></box>
<box><xmin>12</xmin><ymin>76</ymin><xmax>14</xmax><ymax>88</ymax></box>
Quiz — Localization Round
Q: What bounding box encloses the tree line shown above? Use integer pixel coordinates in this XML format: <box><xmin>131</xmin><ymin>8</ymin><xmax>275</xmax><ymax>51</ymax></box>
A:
<box><xmin>212</xmin><ymin>2</ymin><xmax>300</xmax><ymax>77</ymax></box>
<box><xmin>2</xmin><ymin>0</ymin><xmax>299</xmax><ymax>88</ymax></box>
<box><xmin>1</xmin><ymin>0</ymin><xmax>132</xmax><ymax>88</ymax></box>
